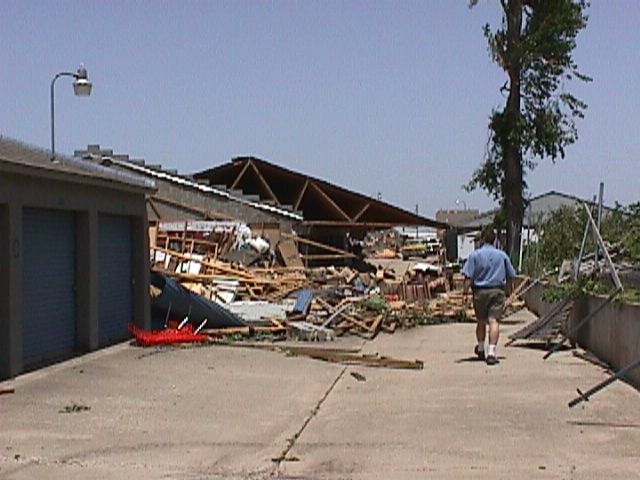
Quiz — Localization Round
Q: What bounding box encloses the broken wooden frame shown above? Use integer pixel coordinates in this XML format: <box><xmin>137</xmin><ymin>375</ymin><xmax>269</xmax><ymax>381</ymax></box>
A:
<box><xmin>150</xmin><ymin>245</ymin><xmax>309</xmax><ymax>301</ymax></box>
<box><xmin>543</xmin><ymin>203</ymin><xmax>623</xmax><ymax>360</ymax></box>
<box><xmin>213</xmin><ymin>342</ymin><xmax>423</xmax><ymax>370</ymax></box>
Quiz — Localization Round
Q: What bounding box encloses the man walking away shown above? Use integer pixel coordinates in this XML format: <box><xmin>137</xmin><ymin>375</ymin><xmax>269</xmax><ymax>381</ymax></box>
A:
<box><xmin>462</xmin><ymin>227</ymin><xmax>517</xmax><ymax>365</ymax></box>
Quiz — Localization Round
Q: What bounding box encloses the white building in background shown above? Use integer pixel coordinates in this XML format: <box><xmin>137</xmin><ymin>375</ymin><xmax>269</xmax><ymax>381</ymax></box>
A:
<box><xmin>394</xmin><ymin>225</ymin><xmax>438</xmax><ymax>241</ymax></box>
<box><xmin>452</xmin><ymin>190</ymin><xmax>615</xmax><ymax>267</ymax></box>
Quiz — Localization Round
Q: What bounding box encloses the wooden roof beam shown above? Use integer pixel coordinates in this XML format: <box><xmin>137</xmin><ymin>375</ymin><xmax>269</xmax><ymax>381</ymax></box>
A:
<box><xmin>310</xmin><ymin>182</ymin><xmax>352</xmax><ymax>222</ymax></box>
<box><xmin>230</xmin><ymin>159</ymin><xmax>252</xmax><ymax>190</ymax></box>
<box><xmin>250</xmin><ymin>160</ymin><xmax>281</xmax><ymax>205</ymax></box>
<box><xmin>352</xmin><ymin>202</ymin><xmax>371</xmax><ymax>222</ymax></box>
<box><xmin>303</xmin><ymin>220</ymin><xmax>417</xmax><ymax>228</ymax></box>
<box><xmin>294</xmin><ymin>180</ymin><xmax>309</xmax><ymax>211</ymax></box>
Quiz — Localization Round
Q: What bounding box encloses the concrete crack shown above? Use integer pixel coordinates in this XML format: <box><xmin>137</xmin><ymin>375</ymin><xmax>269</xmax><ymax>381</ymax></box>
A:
<box><xmin>271</xmin><ymin>365</ymin><xmax>348</xmax><ymax>474</ymax></box>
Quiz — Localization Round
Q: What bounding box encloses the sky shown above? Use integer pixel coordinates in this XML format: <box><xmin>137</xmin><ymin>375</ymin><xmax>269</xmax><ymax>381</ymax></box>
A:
<box><xmin>1</xmin><ymin>1</ymin><xmax>638</xmax><ymax>218</ymax></box>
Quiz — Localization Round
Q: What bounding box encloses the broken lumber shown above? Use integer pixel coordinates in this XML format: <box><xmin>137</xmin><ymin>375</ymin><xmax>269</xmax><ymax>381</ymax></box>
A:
<box><xmin>287</xmin><ymin>321</ymin><xmax>336</xmax><ymax>341</ymax></box>
<box><xmin>281</xmin><ymin>232</ymin><xmax>356</xmax><ymax>258</ymax></box>
<box><xmin>202</xmin><ymin>326</ymin><xmax>287</xmax><ymax>337</ymax></box>
<box><xmin>212</xmin><ymin>342</ymin><xmax>423</xmax><ymax>369</ymax></box>
<box><xmin>367</xmin><ymin>315</ymin><xmax>385</xmax><ymax>340</ymax></box>
<box><xmin>151</xmin><ymin>246</ymin><xmax>255</xmax><ymax>279</ymax></box>
<box><xmin>315</xmin><ymin>297</ymin><xmax>373</xmax><ymax>332</ymax></box>
<box><xmin>303</xmin><ymin>350</ymin><xmax>423</xmax><ymax>370</ymax></box>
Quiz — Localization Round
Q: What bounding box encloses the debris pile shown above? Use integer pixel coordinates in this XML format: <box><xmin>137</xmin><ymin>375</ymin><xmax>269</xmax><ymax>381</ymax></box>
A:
<box><xmin>143</xmin><ymin>222</ymin><xmax>492</xmax><ymax>346</ymax></box>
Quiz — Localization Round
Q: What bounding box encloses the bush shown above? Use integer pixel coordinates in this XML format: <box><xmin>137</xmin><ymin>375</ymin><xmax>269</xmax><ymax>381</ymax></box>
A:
<box><xmin>522</xmin><ymin>201</ymin><xmax>640</xmax><ymax>277</ymax></box>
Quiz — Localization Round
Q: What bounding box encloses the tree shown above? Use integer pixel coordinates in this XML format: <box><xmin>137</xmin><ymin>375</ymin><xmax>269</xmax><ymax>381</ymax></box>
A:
<box><xmin>467</xmin><ymin>0</ymin><xmax>591</xmax><ymax>262</ymax></box>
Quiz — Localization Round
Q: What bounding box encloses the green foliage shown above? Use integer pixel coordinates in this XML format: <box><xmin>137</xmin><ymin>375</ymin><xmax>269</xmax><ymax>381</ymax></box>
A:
<box><xmin>522</xmin><ymin>205</ymin><xmax>587</xmax><ymax>276</ymax></box>
<box><xmin>467</xmin><ymin>1</ymin><xmax>591</xmax><ymax>255</ymax></box>
<box><xmin>620</xmin><ymin>289</ymin><xmax>640</xmax><ymax>305</ymax></box>
<box><xmin>601</xmin><ymin>202</ymin><xmax>640</xmax><ymax>263</ymax></box>
<box><xmin>472</xmin><ymin>1</ymin><xmax>591</xmax><ymax>185</ymax></box>
<box><xmin>361</xmin><ymin>296</ymin><xmax>389</xmax><ymax>313</ymax></box>
<box><xmin>541</xmin><ymin>280</ymin><xmax>576</xmax><ymax>303</ymax></box>
<box><xmin>542</xmin><ymin>276</ymin><xmax>607</xmax><ymax>303</ymax></box>
<box><xmin>522</xmin><ymin>202</ymin><xmax>640</xmax><ymax>278</ymax></box>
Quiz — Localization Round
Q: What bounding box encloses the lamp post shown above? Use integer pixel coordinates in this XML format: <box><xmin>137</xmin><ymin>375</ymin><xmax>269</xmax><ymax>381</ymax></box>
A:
<box><xmin>50</xmin><ymin>64</ymin><xmax>92</xmax><ymax>161</ymax></box>
<box><xmin>455</xmin><ymin>199</ymin><xmax>467</xmax><ymax>211</ymax></box>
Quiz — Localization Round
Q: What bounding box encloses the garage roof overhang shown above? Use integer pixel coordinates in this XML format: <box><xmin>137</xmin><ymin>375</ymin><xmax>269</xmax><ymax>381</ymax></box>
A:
<box><xmin>0</xmin><ymin>136</ymin><xmax>156</xmax><ymax>194</ymax></box>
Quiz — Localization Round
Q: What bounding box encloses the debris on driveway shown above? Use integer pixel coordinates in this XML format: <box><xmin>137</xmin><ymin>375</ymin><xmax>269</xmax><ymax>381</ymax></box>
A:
<box><xmin>0</xmin><ymin>386</ymin><xmax>15</xmax><ymax>395</ymax></box>
<box><xmin>214</xmin><ymin>342</ymin><xmax>424</xmax><ymax>370</ymax></box>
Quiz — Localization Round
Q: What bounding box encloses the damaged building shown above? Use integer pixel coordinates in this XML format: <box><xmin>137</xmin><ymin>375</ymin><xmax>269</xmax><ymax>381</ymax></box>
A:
<box><xmin>76</xmin><ymin>148</ymin><xmax>446</xmax><ymax>267</ymax></box>
<box><xmin>193</xmin><ymin>156</ymin><xmax>447</xmax><ymax>264</ymax></box>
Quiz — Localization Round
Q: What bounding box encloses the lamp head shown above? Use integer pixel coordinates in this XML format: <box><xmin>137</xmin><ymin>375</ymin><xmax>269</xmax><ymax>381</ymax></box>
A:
<box><xmin>73</xmin><ymin>64</ymin><xmax>92</xmax><ymax>96</ymax></box>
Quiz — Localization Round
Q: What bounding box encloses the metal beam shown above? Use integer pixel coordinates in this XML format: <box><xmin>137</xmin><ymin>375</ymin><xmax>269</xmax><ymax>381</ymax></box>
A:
<box><xmin>543</xmin><ymin>288</ymin><xmax>621</xmax><ymax>360</ymax></box>
<box><xmin>583</xmin><ymin>203</ymin><xmax>623</xmax><ymax>291</ymax></box>
<box><xmin>569</xmin><ymin>357</ymin><xmax>640</xmax><ymax>408</ymax></box>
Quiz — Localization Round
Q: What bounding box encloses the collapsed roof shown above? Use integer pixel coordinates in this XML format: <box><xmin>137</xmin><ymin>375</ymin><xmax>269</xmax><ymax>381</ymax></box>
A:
<box><xmin>194</xmin><ymin>156</ymin><xmax>447</xmax><ymax>230</ymax></box>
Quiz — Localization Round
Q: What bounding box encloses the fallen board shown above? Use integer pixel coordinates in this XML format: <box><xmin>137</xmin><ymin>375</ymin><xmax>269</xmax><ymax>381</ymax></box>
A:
<box><xmin>277</xmin><ymin>239</ymin><xmax>305</xmax><ymax>268</ymax></box>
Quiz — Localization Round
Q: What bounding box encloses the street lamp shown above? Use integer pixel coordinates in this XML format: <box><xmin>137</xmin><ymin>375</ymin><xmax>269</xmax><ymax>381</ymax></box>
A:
<box><xmin>455</xmin><ymin>199</ymin><xmax>467</xmax><ymax>211</ymax></box>
<box><xmin>50</xmin><ymin>64</ymin><xmax>93</xmax><ymax>161</ymax></box>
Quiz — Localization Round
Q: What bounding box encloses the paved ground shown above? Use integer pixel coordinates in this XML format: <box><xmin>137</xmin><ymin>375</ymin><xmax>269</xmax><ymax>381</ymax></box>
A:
<box><xmin>1</xmin><ymin>309</ymin><xmax>639</xmax><ymax>480</ymax></box>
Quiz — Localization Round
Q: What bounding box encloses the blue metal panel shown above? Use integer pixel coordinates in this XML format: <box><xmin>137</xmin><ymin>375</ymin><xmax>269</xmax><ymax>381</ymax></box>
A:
<box><xmin>292</xmin><ymin>289</ymin><xmax>314</xmax><ymax>316</ymax></box>
<box><xmin>98</xmin><ymin>215</ymin><xmax>133</xmax><ymax>347</ymax></box>
<box><xmin>22</xmin><ymin>209</ymin><xmax>77</xmax><ymax>367</ymax></box>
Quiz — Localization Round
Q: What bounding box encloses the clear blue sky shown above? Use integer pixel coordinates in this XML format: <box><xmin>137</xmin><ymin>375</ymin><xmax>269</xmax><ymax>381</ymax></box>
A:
<box><xmin>1</xmin><ymin>1</ymin><xmax>638</xmax><ymax>217</ymax></box>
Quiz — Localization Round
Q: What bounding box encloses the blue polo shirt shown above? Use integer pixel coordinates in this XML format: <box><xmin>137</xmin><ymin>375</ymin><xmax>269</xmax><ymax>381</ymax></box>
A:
<box><xmin>462</xmin><ymin>244</ymin><xmax>517</xmax><ymax>289</ymax></box>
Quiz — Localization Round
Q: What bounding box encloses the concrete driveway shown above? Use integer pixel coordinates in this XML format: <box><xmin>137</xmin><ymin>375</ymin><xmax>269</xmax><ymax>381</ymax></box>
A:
<box><xmin>1</xmin><ymin>309</ymin><xmax>639</xmax><ymax>479</ymax></box>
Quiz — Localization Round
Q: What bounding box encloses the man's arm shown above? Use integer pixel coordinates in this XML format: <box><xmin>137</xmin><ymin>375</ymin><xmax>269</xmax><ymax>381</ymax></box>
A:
<box><xmin>504</xmin><ymin>255</ymin><xmax>517</xmax><ymax>295</ymax></box>
<box><xmin>463</xmin><ymin>276</ymin><xmax>472</xmax><ymax>297</ymax></box>
<box><xmin>462</xmin><ymin>255</ymin><xmax>474</xmax><ymax>304</ymax></box>
<box><xmin>506</xmin><ymin>277</ymin><xmax>515</xmax><ymax>296</ymax></box>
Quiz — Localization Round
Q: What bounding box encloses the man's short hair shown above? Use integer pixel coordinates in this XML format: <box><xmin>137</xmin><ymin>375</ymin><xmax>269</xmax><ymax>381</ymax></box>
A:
<box><xmin>480</xmin><ymin>227</ymin><xmax>496</xmax><ymax>245</ymax></box>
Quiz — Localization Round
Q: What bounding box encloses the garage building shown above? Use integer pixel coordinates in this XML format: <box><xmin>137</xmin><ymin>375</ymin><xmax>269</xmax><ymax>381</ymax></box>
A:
<box><xmin>0</xmin><ymin>136</ymin><xmax>155</xmax><ymax>380</ymax></box>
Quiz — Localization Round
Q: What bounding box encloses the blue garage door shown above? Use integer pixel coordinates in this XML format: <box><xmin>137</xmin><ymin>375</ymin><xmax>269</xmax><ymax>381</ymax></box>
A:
<box><xmin>22</xmin><ymin>209</ymin><xmax>77</xmax><ymax>368</ymax></box>
<box><xmin>98</xmin><ymin>214</ymin><xmax>133</xmax><ymax>347</ymax></box>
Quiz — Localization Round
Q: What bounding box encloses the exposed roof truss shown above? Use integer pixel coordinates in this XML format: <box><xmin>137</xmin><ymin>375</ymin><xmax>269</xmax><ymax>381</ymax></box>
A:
<box><xmin>195</xmin><ymin>157</ymin><xmax>447</xmax><ymax>229</ymax></box>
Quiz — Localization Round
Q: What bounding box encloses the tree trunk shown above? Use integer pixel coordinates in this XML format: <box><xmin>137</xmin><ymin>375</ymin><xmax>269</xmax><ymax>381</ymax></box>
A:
<box><xmin>503</xmin><ymin>0</ymin><xmax>524</xmax><ymax>265</ymax></box>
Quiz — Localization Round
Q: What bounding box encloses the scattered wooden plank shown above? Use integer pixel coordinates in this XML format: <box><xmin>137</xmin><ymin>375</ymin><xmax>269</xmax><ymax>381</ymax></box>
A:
<box><xmin>151</xmin><ymin>246</ymin><xmax>255</xmax><ymax>279</ymax></box>
<box><xmin>212</xmin><ymin>342</ymin><xmax>422</xmax><ymax>369</ymax></box>
<box><xmin>304</xmin><ymin>351</ymin><xmax>423</xmax><ymax>370</ymax></box>
<box><xmin>277</xmin><ymin>239</ymin><xmax>305</xmax><ymax>268</ymax></box>
<box><xmin>214</xmin><ymin>342</ymin><xmax>360</xmax><ymax>355</ymax></box>
<box><xmin>282</xmin><ymin>232</ymin><xmax>356</xmax><ymax>258</ymax></box>
<box><xmin>315</xmin><ymin>297</ymin><xmax>373</xmax><ymax>332</ymax></box>
<box><xmin>367</xmin><ymin>315</ymin><xmax>385</xmax><ymax>340</ymax></box>
<box><xmin>301</xmin><ymin>254</ymin><xmax>356</xmax><ymax>261</ymax></box>
<box><xmin>203</xmin><ymin>326</ymin><xmax>287</xmax><ymax>338</ymax></box>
